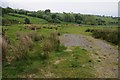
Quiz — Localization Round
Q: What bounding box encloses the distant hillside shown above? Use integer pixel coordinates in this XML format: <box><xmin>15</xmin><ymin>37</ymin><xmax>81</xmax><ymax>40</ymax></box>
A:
<box><xmin>2</xmin><ymin>7</ymin><xmax>118</xmax><ymax>26</ymax></box>
<box><xmin>2</xmin><ymin>13</ymin><xmax>48</xmax><ymax>25</ymax></box>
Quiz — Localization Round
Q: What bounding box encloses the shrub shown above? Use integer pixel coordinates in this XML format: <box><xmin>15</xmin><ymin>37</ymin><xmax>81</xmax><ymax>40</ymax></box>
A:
<box><xmin>90</xmin><ymin>29</ymin><xmax>94</xmax><ymax>32</ymax></box>
<box><xmin>50</xmin><ymin>27</ymin><xmax>53</xmax><ymax>29</ymax></box>
<box><xmin>85</xmin><ymin>29</ymin><xmax>95</xmax><ymax>33</ymax></box>
<box><xmin>85</xmin><ymin>28</ymin><xmax>90</xmax><ymax>32</ymax></box>
<box><xmin>107</xmin><ymin>31</ymin><xmax>118</xmax><ymax>45</ymax></box>
<box><xmin>24</xmin><ymin>18</ymin><xmax>30</xmax><ymax>24</ymax></box>
<box><xmin>57</xmin><ymin>32</ymin><xmax>61</xmax><ymax>36</ymax></box>
<box><xmin>92</xmin><ymin>29</ymin><xmax>118</xmax><ymax>45</ymax></box>
<box><xmin>43</xmin><ymin>26</ymin><xmax>46</xmax><ymax>28</ymax></box>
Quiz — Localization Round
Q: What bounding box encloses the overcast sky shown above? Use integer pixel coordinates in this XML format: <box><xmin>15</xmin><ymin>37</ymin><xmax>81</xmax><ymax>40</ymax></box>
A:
<box><xmin>1</xmin><ymin>0</ymin><xmax>119</xmax><ymax>17</ymax></box>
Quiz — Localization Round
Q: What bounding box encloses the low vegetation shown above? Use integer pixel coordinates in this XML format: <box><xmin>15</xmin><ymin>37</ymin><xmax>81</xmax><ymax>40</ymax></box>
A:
<box><xmin>2</xmin><ymin>7</ymin><xmax>118</xmax><ymax>26</ymax></box>
<box><xmin>1</xmin><ymin>37</ymin><xmax>8</xmax><ymax>61</ymax></box>
<box><xmin>2</xmin><ymin>23</ymin><xmax>96</xmax><ymax>78</ymax></box>
<box><xmin>85</xmin><ymin>28</ymin><xmax>118</xmax><ymax>45</ymax></box>
<box><xmin>1</xmin><ymin>7</ymin><xmax>118</xmax><ymax>78</ymax></box>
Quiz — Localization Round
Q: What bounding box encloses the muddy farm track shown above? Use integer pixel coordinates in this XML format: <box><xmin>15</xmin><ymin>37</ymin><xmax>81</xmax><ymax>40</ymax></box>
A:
<box><xmin>60</xmin><ymin>34</ymin><xmax>118</xmax><ymax>78</ymax></box>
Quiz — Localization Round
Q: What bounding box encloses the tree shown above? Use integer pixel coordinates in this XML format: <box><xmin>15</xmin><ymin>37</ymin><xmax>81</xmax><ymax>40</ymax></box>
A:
<box><xmin>83</xmin><ymin>15</ymin><xmax>96</xmax><ymax>25</ymax></box>
<box><xmin>45</xmin><ymin>9</ymin><xmax>51</xmax><ymax>14</ymax></box>
<box><xmin>56</xmin><ymin>14</ymin><xmax>64</xmax><ymax>21</ymax></box>
<box><xmin>75</xmin><ymin>14</ymin><xmax>83</xmax><ymax>24</ymax></box>
<box><xmin>17</xmin><ymin>9</ymin><xmax>28</xmax><ymax>15</ymax></box>
<box><xmin>24</xmin><ymin>18</ymin><xmax>30</xmax><ymax>24</ymax></box>
<box><xmin>51</xmin><ymin>14</ymin><xmax>57</xmax><ymax>19</ymax></box>
<box><xmin>51</xmin><ymin>14</ymin><xmax>61</xmax><ymax>23</ymax></box>
<box><xmin>43</xmin><ymin>15</ymin><xmax>52</xmax><ymax>22</ymax></box>
<box><xmin>2</xmin><ymin>7</ymin><xmax>14</xmax><ymax>15</ymax></box>
<box><xmin>64</xmin><ymin>13</ymin><xmax>75</xmax><ymax>22</ymax></box>
<box><xmin>96</xmin><ymin>18</ymin><xmax>106</xmax><ymax>25</ymax></box>
<box><xmin>36</xmin><ymin>10</ymin><xmax>44</xmax><ymax>18</ymax></box>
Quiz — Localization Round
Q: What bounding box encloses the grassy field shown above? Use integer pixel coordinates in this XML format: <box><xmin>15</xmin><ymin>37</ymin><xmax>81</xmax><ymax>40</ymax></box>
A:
<box><xmin>3</xmin><ymin>14</ymin><xmax>48</xmax><ymax>24</ymax></box>
<box><xmin>2</xmin><ymin>13</ymin><xmax>118</xmax><ymax>78</ymax></box>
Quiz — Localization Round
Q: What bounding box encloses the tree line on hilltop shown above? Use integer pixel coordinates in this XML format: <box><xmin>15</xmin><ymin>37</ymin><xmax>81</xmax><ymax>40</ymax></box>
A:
<box><xmin>1</xmin><ymin>7</ymin><xmax>118</xmax><ymax>25</ymax></box>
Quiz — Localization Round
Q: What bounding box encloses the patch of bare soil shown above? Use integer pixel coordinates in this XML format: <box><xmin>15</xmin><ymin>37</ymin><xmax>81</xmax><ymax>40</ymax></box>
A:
<box><xmin>60</xmin><ymin>34</ymin><xmax>118</xmax><ymax>78</ymax></box>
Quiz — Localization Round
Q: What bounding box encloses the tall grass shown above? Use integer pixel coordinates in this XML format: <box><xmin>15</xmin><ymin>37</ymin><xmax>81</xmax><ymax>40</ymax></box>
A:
<box><xmin>1</xmin><ymin>37</ymin><xmax>8</xmax><ymax>61</ymax></box>
<box><xmin>24</xmin><ymin>24</ymin><xmax>41</xmax><ymax>30</ymax></box>
<box><xmin>13</xmin><ymin>43</ymin><xmax>29</xmax><ymax>60</ymax></box>
<box><xmin>19</xmin><ymin>34</ymin><xmax>34</xmax><ymax>50</ymax></box>
<box><xmin>14</xmin><ymin>33</ymin><xmax>34</xmax><ymax>60</ymax></box>
<box><xmin>40</xmin><ymin>32</ymin><xmax>62</xmax><ymax>59</ymax></box>
<box><xmin>49</xmin><ymin>32</ymin><xmax>60</xmax><ymax>51</ymax></box>
<box><xmin>41</xmin><ymin>40</ymin><xmax>53</xmax><ymax>59</ymax></box>
<box><xmin>42</xmin><ymin>40</ymin><xmax>53</xmax><ymax>52</ymax></box>
<box><xmin>27</xmin><ymin>32</ymin><xmax>44</xmax><ymax>42</ymax></box>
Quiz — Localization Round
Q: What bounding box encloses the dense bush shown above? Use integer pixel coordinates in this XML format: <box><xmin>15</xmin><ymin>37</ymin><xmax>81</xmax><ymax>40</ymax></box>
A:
<box><xmin>2</xmin><ymin>7</ymin><xmax>14</xmax><ymax>15</ymax></box>
<box><xmin>92</xmin><ymin>29</ymin><xmax>118</xmax><ymax>45</ymax></box>
<box><xmin>16</xmin><ymin>9</ymin><xmax>28</xmax><ymax>15</ymax></box>
<box><xmin>75</xmin><ymin>14</ymin><xmax>83</xmax><ymax>24</ymax></box>
<box><xmin>51</xmin><ymin>14</ymin><xmax>61</xmax><ymax>23</ymax></box>
<box><xmin>83</xmin><ymin>15</ymin><xmax>97</xmax><ymax>25</ymax></box>
<box><xmin>42</xmin><ymin>15</ymin><xmax>52</xmax><ymax>22</ymax></box>
<box><xmin>85</xmin><ymin>28</ymin><xmax>94</xmax><ymax>32</ymax></box>
<box><xmin>85</xmin><ymin>28</ymin><xmax>91</xmax><ymax>32</ymax></box>
<box><xmin>64</xmin><ymin>13</ymin><xmax>75</xmax><ymax>22</ymax></box>
<box><xmin>24</xmin><ymin>18</ymin><xmax>30</xmax><ymax>24</ymax></box>
<box><xmin>96</xmin><ymin>18</ymin><xmax>106</xmax><ymax>25</ymax></box>
<box><xmin>45</xmin><ymin>9</ymin><xmax>51</xmax><ymax>14</ymax></box>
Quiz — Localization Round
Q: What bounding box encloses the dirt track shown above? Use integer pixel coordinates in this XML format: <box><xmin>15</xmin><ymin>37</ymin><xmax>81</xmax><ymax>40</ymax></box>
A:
<box><xmin>60</xmin><ymin>34</ymin><xmax>118</xmax><ymax>78</ymax></box>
